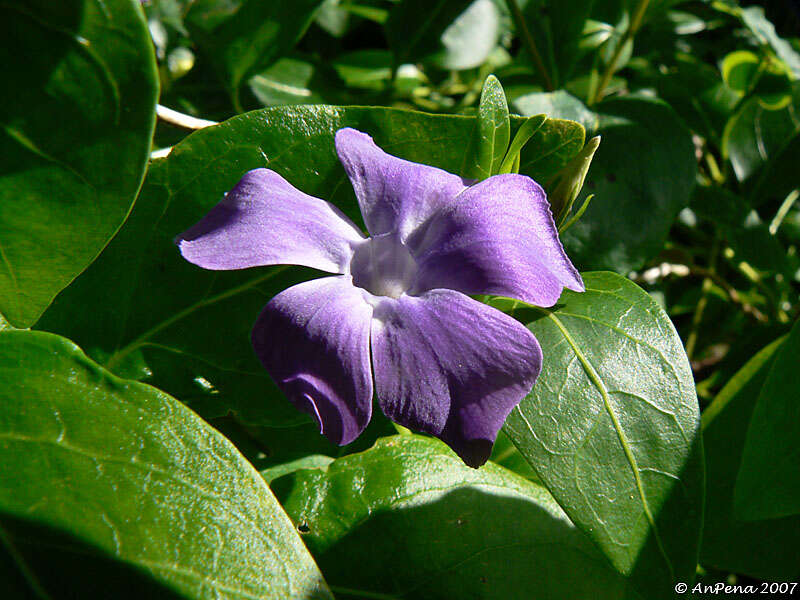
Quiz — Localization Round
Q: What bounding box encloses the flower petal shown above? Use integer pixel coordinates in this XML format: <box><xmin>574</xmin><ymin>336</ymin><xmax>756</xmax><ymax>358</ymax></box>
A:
<box><xmin>410</xmin><ymin>174</ymin><xmax>584</xmax><ymax>307</ymax></box>
<box><xmin>252</xmin><ymin>276</ymin><xmax>374</xmax><ymax>445</ymax></box>
<box><xmin>370</xmin><ymin>289</ymin><xmax>542</xmax><ymax>467</ymax></box>
<box><xmin>178</xmin><ymin>168</ymin><xmax>365</xmax><ymax>273</ymax></box>
<box><xmin>335</xmin><ymin>128</ymin><xmax>468</xmax><ymax>240</ymax></box>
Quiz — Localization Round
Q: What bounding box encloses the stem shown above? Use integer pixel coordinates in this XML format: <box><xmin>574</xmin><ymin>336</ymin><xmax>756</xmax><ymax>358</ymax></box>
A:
<box><xmin>632</xmin><ymin>262</ymin><xmax>767</xmax><ymax>323</ymax></box>
<box><xmin>150</xmin><ymin>147</ymin><xmax>172</xmax><ymax>160</ymax></box>
<box><xmin>685</xmin><ymin>237</ymin><xmax>719</xmax><ymax>361</ymax></box>
<box><xmin>704</xmin><ymin>152</ymin><xmax>725</xmax><ymax>185</ymax></box>
<box><xmin>589</xmin><ymin>0</ymin><xmax>650</xmax><ymax>105</ymax></box>
<box><xmin>769</xmin><ymin>189</ymin><xmax>799</xmax><ymax>235</ymax></box>
<box><xmin>507</xmin><ymin>0</ymin><xmax>554</xmax><ymax>91</ymax></box>
<box><xmin>156</xmin><ymin>104</ymin><xmax>217</xmax><ymax>130</ymax></box>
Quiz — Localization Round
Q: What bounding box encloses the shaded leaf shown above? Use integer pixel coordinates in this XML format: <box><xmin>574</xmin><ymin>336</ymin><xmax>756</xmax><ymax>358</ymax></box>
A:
<box><xmin>385</xmin><ymin>0</ymin><xmax>500</xmax><ymax>70</ymax></box>
<box><xmin>722</xmin><ymin>83</ymin><xmax>800</xmax><ymax>182</ymax></box>
<box><xmin>0</xmin><ymin>0</ymin><xmax>158</xmax><ymax>327</ymax></box>
<box><xmin>186</xmin><ymin>0</ymin><xmax>324</xmax><ymax>99</ymax></box>
<box><xmin>564</xmin><ymin>97</ymin><xmax>696</xmax><ymax>272</ymax></box>
<box><xmin>0</xmin><ymin>329</ymin><xmax>331</xmax><ymax>599</ymax></box>
<box><xmin>701</xmin><ymin>335</ymin><xmax>800</xmax><ymax>579</ymax></box>
<box><xmin>734</xmin><ymin>320</ymin><xmax>800</xmax><ymax>520</ymax></box>
<box><xmin>274</xmin><ymin>435</ymin><xmax>637</xmax><ymax>599</ymax></box>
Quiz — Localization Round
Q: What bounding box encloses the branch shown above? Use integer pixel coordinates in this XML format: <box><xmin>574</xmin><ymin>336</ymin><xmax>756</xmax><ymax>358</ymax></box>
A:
<box><xmin>156</xmin><ymin>104</ymin><xmax>217</xmax><ymax>130</ymax></box>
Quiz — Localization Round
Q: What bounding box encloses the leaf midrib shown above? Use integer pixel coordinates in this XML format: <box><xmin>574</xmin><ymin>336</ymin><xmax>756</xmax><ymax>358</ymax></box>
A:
<box><xmin>542</xmin><ymin>309</ymin><xmax>676</xmax><ymax>581</ymax></box>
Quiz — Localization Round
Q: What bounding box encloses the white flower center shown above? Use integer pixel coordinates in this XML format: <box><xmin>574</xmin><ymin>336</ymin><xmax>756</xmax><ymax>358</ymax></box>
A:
<box><xmin>350</xmin><ymin>233</ymin><xmax>418</xmax><ymax>299</ymax></box>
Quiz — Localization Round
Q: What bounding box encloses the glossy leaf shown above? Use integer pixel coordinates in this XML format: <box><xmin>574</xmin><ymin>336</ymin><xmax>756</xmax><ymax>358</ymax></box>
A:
<box><xmin>248</xmin><ymin>57</ymin><xmax>343</xmax><ymax>107</ymax></box>
<box><xmin>734</xmin><ymin>320</ymin><xmax>800</xmax><ymax>520</ymax></box>
<box><xmin>501</xmin><ymin>272</ymin><xmax>704</xmax><ymax>596</ymax></box>
<box><xmin>37</xmin><ymin>105</ymin><xmax>584</xmax><ymax>427</ymax></box>
<box><xmin>701</xmin><ymin>335</ymin><xmax>800</xmax><ymax>579</ymax></box>
<box><xmin>0</xmin><ymin>0</ymin><xmax>158</xmax><ymax>327</ymax></box>
<box><xmin>273</xmin><ymin>435</ymin><xmax>637</xmax><ymax>600</ymax></box>
<box><xmin>0</xmin><ymin>329</ymin><xmax>332</xmax><ymax>599</ymax></box>
<box><xmin>513</xmin><ymin>90</ymin><xmax>599</xmax><ymax>132</ymax></box>
<box><xmin>469</xmin><ymin>75</ymin><xmax>511</xmax><ymax>180</ymax></box>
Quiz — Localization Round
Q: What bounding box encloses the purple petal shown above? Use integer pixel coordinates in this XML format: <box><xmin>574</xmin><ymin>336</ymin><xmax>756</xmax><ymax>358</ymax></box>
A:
<box><xmin>178</xmin><ymin>168</ymin><xmax>365</xmax><ymax>273</ymax></box>
<box><xmin>252</xmin><ymin>276</ymin><xmax>374</xmax><ymax>445</ymax></box>
<box><xmin>335</xmin><ymin>128</ymin><xmax>468</xmax><ymax>240</ymax></box>
<box><xmin>409</xmin><ymin>174</ymin><xmax>584</xmax><ymax>307</ymax></box>
<box><xmin>370</xmin><ymin>289</ymin><xmax>542</xmax><ymax>467</ymax></box>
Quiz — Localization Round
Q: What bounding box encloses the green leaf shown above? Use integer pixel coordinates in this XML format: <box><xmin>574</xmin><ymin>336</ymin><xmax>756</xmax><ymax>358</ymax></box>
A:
<box><xmin>332</xmin><ymin>50</ymin><xmax>393</xmax><ymax>90</ymax></box>
<box><xmin>722</xmin><ymin>83</ymin><xmax>800</xmax><ymax>182</ymax></box>
<box><xmin>549</xmin><ymin>135</ymin><xmax>601</xmax><ymax>225</ymax></box>
<box><xmin>186</xmin><ymin>0</ymin><xmax>324</xmax><ymax>102</ymax></box>
<box><xmin>385</xmin><ymin>0</ymin><xmax>500</xmax><ymax>70</ymax></box>
<box><xmin>517</xmin><ymin>115</ymin><xmax>585</xmax><ymax>182</ymax></box>
<box><xmin>513</xmin><ymin>90</ymin><xmax>599</xmax><ymax>132</ymax></box>
<box><xmin>751</xmin><ymin>131</ymin><xmax>800</xmax><ymax>207</ymax></box>
<box><xmin>721</xmin><ymin>50</ymin><xmax>792</xmax><ymax>110</ymax></box>
<box><xmin>564</xmin><ymin>97</ymin><xmax>696</xmax><ymax>273</ymax></box>
<box><xmin>521</xmin><ymin>0</ymin><xmax>595</xmax><ymax>87</ymax></box>
<box><xmin>700</xmin><ymin>335</ymin><xmax>800</xmax><ymax>579</ymax></box>
<box><xmin>500</xmin><ymin>272</ymin><xmax>704</xmax><ymax>596</ymax></box>
<box><xmin>385</xmin><ymin>0</ymin><xmax>465</xmax><ymax>66</ymax></box>
<box><xmin>432</xmin><ymin>0</ymin><xmax>502</xmax><ymax>70</ymax></box>
<box><xmin>273</xmin><ymin>435</ymin><xmax>636</xmax><ymax>599</ymax></box>
<box><xmin>36</xmin><ymin>105</ymin><xmax>585</xmax><ymax>426</ymax></box>
<box><xmin>734</xmin><ymin>320</ymin><xmax>800</xmax><ymax>520</ymax></box>
<box><xmin>0</xmin><ymin>0</ymin><xmax>158</xmax><ymax>327</ymax></box>
<box><xmin>0</xmin><ymin>329</ymin><xmax>332</xmax><ymax>599</ymax></box>
<box><xmin>721</xmin><ymin>50</ymin><xmax>761</xmax><ymax>94</ymax></box>
<box><xmin>498</xmin><ymin>114</ymin><xmax>546</xmax><ymax>174</ymax></box>
<box><xmin>469</xmin><ymin>75</ymin><xmax>511</xmax><ymax>180</ymax></box>
<box><xmin>738</xmin><ymin>6</ymin><xmax>800</xmax><ymax>79</ymax></box>
<box><xmin>248</xmin><ymin>57</ymin><xmax>343</xmax><ymax>107</ymax></box>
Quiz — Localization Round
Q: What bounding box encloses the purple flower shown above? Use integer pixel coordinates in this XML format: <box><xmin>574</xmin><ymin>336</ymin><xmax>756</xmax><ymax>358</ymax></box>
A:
<box><xmin>177</xmin><ymin>128</ymin><xmax>583</xmax><ymax>467</ymax></box>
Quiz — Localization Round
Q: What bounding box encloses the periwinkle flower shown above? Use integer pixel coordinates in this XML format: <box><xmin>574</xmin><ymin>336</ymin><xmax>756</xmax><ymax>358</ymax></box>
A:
<box><xmin>177</xmin><ymin>128</ymin><xmax>583</xmax><ymax>467</ymax></box>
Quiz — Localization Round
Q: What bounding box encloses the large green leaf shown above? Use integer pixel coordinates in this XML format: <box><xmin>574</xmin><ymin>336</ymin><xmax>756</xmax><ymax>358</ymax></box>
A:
<box><xmin>700</xmin><ymin>335</ymin><xmax>800</xmax><ymax>579</ymax></box>
<box><xmin>272</xmin><ymin>435</ymin><xmax>637</xmax><ymax>599</ymax></box>
<box><xmin>0</xmin><ymin>0</ymin><xmax>158</xmax><ymax>327</ymax></box>
<box><xmin>0</xmin><ymin>329</ymin><xmax>331</xmax><ymax>599</ymax></box>
<box><xmin>515</xmin><ymin>94</ymin><xmax>696</xmax><ymax>272</ymax></box>
<box><xmin>734</xmin><ymin>320</ymin><xmax>800</xmax><ymax>520</ymax></box>
<box><xmin>500</xmin><ymin>272</ymin><xmax>704</xmax><ymax>597</ymax></box>
<box><xmin>37</xmin><ymin>105</ymin><xmax>583</xmax><ymax>427</ymax></box>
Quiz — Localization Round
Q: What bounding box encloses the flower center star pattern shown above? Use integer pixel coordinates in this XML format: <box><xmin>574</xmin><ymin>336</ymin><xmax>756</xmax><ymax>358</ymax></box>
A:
<box><xmin>177</xmin><ymin>128</ymin><xmax>583</xmax><ymax>467</ymax></box>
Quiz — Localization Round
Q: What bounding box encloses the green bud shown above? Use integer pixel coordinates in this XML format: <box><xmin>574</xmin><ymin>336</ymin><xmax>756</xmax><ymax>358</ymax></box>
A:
<box><xmin>549</xmin><ymin>135</ymin><xmax>601</xmax><ymax>226</ymax></box>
